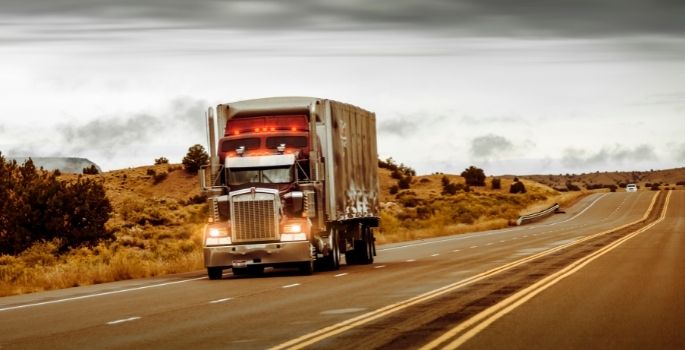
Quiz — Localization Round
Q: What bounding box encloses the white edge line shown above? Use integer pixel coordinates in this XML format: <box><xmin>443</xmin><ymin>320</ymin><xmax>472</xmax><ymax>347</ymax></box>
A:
<box><xmin>334</xmin><ymin>273</ymin><xmax>348</xmax><ymax>277</ymax></box>
<box><xmin>282</xmin><ymin>283</ymin><xmax>301</xmax><ymax>289</ymax></box>
<box><xmin>377</xmin><ymin>193</ymin><xmax>607</xmax><ymax>253</ymax></box>
<box><xmin>209</xmin><ymin>298</ymin><xmax>233</xmax><ymax>304</ymax></box>
<box><xmin>106</xmin><ymin>316</ymin><xmax>141</xmax><ymax>325</ymax></box>
<box><xmin>0</xmin><ymin>276</ymin><xmax>207</xmax><ymax>312</ymax></box>
<box><xmin>374</xmin><ymin>265</ymin><xmax>386</xmax><ymax>269</ymax></box>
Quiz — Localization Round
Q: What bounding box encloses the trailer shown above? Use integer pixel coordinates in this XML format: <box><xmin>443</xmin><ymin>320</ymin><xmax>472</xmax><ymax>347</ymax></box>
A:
<box><xmin>200</xmin><ymin>97</ymin><xmax>379</xmax><ymax>279</ymax></box>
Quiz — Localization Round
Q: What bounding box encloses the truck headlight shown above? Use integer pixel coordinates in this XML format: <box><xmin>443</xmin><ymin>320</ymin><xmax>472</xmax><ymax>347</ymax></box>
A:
<box><xmin>283</xmin><ymin>223</ymin><xmax>302</xmax><ymax>233</ymax></box>
<box><xmin>205</xmin><ymin>225</ymin><xmax>231</xmax><ymax>246</ymax></box>
<box><xmin>280</xmin><ymin>233</ymin><xmax>307</xmax><ymax>242</ymax></box>
<box><xmin>206</xmin><ymin>236</ymin><xmax>232</xmax><ymax>246</ymax></box>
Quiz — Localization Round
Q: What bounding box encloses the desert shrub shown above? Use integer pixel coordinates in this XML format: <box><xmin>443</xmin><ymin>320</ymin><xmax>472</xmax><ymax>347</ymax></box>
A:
<box><xmin>491</xmin><ymin>178</ymin><xmax>501</xmax><ymax>190</ymax></box>
<box><xmin>0</xmin><ymin>155</ymin><xmax>113</xmax><ymax>255</ymax></box>
<box><xmin>154</xmin><ymin>157</ymin><xmax>169</xmax><ymax>165</ymax></box>
<box><xmin>419</xmin><ymin>178</ymin><xmax>431</xmax><ymax>183</ymax></box>
<box><xmin>153</xmin><ymin>172</ymin><xmax>168</xmax><ymax>185</ymax></box>
<box><xmin>510</xmin><ymin>180</ymin><xmax>527</xmax><ymax>194</ymax></box>
<box><xmin>608</xmin><ymin>184</ymin><xmax>618</xmax><ymax>192</ymax></box>
<box><xmin>416</xmin><ymin>206</ymin><xmax>432</xmax><ymax>219</ymax></box>
<box><xmin>566</xmin><ymin>181</ymin><xmax>581</xmax><ymax>191</ymax></box>
<box><xmin>389</xmin><ymin>185</ymin><xmax>399</xmax><ymax>195</ymax></box>
<box><xmin>82</xmin><ymin>164</ymin><xmax>99</xmax><ymax>175</ymax></box>
<box><xmin>650</xmin><ymin>183</ymin><xmax>660</xmax><ymax>191</ymax></box>
<box><xmin>185</xmin><ymin>194</ymin><xmax>207</xmax><ymax>206</ymax></box>
<box><xmin>461</xmin><ymin>166</ymin><xmax>486</xmax><ymax>186</ymax></box>
<box><xmin>398</xmin><ymin>176</ymin><xmax>411</xmax><ymax>189</ymax></box>
<box><xmin>676</xmin><ymin>181</ymin><xmax>685</xmax><ymax>186</ymax></box>
<box><xmin>146</xmin><ymin>168</ymin><xmax>156</xmax><ymax>176</ymax></box>
<box><xmin>182</xmin><ymin>144</ymin><xmax>209</xmax><ymax>174</ymax></box>
<box><xmin>645</xmin><ymin>183</ymin><xmax>652</xmax><ymax>188</ymax></box>
<box><xmin>400</xmin><ymin>196</ymin><xmax>420</xmax><ymax>208</ymax></box>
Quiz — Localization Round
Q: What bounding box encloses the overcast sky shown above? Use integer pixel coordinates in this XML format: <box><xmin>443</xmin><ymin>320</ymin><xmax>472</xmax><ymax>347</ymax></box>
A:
<box><xmin>1</xmin><ymin>0</ymin><xmax>684</xmax><ymax>175</ymax></box>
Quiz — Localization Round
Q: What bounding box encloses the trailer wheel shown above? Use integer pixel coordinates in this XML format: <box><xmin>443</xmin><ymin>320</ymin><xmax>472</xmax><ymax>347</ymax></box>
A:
<box><xmin>352</xmin><ymin>225</ymin><xmax>374</xmax><ymax>265</ymax></box>
<box><xmin>208</xmin><ymin>267</ymin><xmax>223</xmax><ymax>280</ymax></box>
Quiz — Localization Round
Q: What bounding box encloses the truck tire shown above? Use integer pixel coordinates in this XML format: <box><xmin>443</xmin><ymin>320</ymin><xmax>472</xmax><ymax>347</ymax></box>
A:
<box><xmin>208</xmin><ymin>267</ymin><xmax>223</xmax><ymax>280</ymax></box>
<box><xmin>352</xmin><ymin>226</ymin><xmax>374</xmax><ymax>265</ymax></box>
<box><xmin>318</xmin><ymin>228</ymin><xmax>340</xmax><ymax>271</ymax></box>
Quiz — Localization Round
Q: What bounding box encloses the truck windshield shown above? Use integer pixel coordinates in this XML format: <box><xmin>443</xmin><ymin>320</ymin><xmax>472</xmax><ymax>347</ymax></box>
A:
<box><xmin>228</xmin><ymin>166</ymin><xmax>293</xmax><ymax>186</ymax></box>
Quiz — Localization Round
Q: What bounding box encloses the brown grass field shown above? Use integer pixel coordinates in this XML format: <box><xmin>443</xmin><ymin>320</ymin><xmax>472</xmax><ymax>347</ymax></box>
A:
<box><xmin>3</xmin><ymin>164</ymin><xmax>682</xmax><ymax>296</ymax></box>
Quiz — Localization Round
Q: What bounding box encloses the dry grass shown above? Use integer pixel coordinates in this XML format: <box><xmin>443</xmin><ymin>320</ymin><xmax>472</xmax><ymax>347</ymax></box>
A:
<box><xmin>0</xmin><ymin>164</ymin><xmax>207</xmax><ymax>297</ymax></box>
<box><xmin>1</xmin><ymin>164</ymin><xmax>577</xmax><ymax>296</ymax></box>
<box><xmin>376</xmin><ymin>171</ymin><xmax>586</xmax><ymax>244</ymax></box>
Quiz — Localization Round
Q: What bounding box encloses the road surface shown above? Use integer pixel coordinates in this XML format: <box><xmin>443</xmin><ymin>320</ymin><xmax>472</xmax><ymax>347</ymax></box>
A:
<box><xmin>1</xmin><ymin>190</ymin><xmax>681</xmax><ymax>349</ymax></box>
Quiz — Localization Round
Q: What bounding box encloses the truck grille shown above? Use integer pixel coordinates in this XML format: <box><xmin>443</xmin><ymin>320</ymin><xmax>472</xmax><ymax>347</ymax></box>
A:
<box><xmin>231</xmin><ymin>192</ymin><xmax>278</xmax><ymax>242</ymax></box>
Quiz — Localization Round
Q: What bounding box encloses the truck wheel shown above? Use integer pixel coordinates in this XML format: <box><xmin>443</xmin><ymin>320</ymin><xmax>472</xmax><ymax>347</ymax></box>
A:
<box><xmin>208</xmin><ymin>267</ymin><xmax>223</xmax><ymax>280</ymax></box>
<box><xmin>299</xmin><ymin>260</ymin><xmax>314</xmax><ymax>275</ymax></box>
<box><xmin>364</xmin><ymin>226</ymin><xmax>375</xmax><ymax>264</ymax></box>
<box><xmin>352</xmin><ymin>226</ymin><xmax>374</xmax><ymax>265</ymax></box>
<box><xmin>318</xmin><ymin>228</ymin><xmax>340</xmax><ymax>271</ymax></box>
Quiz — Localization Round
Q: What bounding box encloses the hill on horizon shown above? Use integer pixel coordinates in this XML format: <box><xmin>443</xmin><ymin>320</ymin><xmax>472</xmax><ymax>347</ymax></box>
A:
<box><xmin>7</xmin><ymin>156</ymin><xmax>101</xmax><ymax>174</ymax></box>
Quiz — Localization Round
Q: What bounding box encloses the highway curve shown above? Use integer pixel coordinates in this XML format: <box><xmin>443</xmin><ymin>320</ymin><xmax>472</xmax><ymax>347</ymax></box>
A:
<box><xmin>0</xmin><ymin>190</ymin><xmax>680</xmax><ymax>350</ymax></box>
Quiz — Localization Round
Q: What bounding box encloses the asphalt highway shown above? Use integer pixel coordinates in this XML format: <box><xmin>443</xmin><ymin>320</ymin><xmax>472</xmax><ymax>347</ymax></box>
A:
<box><xmin>0</xmin><ymin>190</ymin><xmax>677</xmax><ymax>350</ymax></box>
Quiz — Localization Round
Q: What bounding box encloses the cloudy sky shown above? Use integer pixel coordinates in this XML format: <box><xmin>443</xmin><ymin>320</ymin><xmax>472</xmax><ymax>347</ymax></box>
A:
<box><xmin>1</xmin><ymin>0</ymin><xmax>684</xmax><ymax>175</ymax></box>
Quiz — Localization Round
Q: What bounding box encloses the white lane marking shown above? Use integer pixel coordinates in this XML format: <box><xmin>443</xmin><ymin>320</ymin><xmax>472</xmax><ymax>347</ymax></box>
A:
<box><xmin>469</xmin><ymin>246</ymin><xmax>478</xmax><ymax>249</ymax></box>
<box><xmin>374</xmin><ymin>265</ymin><xmax>386</xmax><ymax>269</ymax></box>
<box><xmin>209</xmin><ymin>298</ymin><xmax>233</xmax><ymax>304</ymax></box>
<box><xmin>549</xmin><ymin>193</ymin><xmax>608</xmax><ymax>226</ymax></box>
<box><xmin>334</xmin><ymin>273</ymin><xmax>348</xmax><ymax>277</ymax></box>
<box><xmin>282</xmin><ymin>283</ymin><xmax>301</xmax><ymax>289</ymax></box>
<box><xmin>0</xmin><ymin>276</ymin><xmax>207</xmax><ymax>312</ymax></box>
<box><xmin>499</xmin><ymin>240</ymin><xmax>506</xmax><ymax>243</ymax></box>
<box><xmin>486</xmin><ymin>243</ymin><xmax>494</xmax><ymax>246</ymax></box>
<box><xmin>452</xmin><ymin>249</ymin><xmax>461</xmax><ymax>253</ymax></box>
<box><xmin>523</xmin><ymin>235</ymin><xmax>529</xmax><ymax>238</ymax></box>
<box><xmin>431</xmin><ymin>253</ymin><xmax>440</xmax><ymax>257</ymax></box>
<box><xmin>107</xmin><ymin>316</ymin><xmax>141</xmax><ymax>325</ymax></box>
<box><xmin>406</xmin><ymin>259</ymin><xmax>416</xmax><ymax>262</ymax></box>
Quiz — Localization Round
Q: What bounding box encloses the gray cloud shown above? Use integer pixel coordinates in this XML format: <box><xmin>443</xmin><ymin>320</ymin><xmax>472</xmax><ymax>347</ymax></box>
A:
<box><xmin>55</xmin><ymin>96</ymin><xmax>206</xmax><ymax>157</ymax></box>
<box><xmin>470</xmin><ymin>134</ymin><xmax>514</xmax><ymax>158</ymax></box>
<box><xmin>562</xmin><ymin>144</ymin><xmax>657</xmax><ymax>168</ymax></box>
<box><xmin>2</xmin><ymin>0</ymin><xmax>685</xmax><ymax>39</ymax></box>
<box><xmin>377</xmin><ymin>118</ymin><xmax>420</xmax><ymax>137</ymax></box>
<box><xmin>674</xmin><ymin>144</ymin><xmax>685</xmax><ymax>162</ymax></box>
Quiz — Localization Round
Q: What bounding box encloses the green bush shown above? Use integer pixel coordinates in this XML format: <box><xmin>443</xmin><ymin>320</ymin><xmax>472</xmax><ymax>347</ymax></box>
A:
<box><xmin>182</xmin><ymin>144</ymin><xmax>209</xmax><ymax>174</ymax></box>
<box><xmin>0</xmin><ymin>154</ymin><xmax>113</xmax><ymax>255</ymax></box>
<box><xmin>509</xmin><ymin>179</ymin><xmax>527</xmax><ymax>194</ymax></box>
<box><xmin>461</xmin><ymin>166</ymin><xmax>486</xmax><ymax>186</ymax></box>
<box><xmin>82</xmin><ymin>164</ymin><xmax>99</xmax><ymax>175</ymax></box>
<box><xmin>491</xmin><ymin>178</ymin><xmax>501</xmax><ymax>190</ymax></box>
<box><xmin>154</xmin><ymin>157</ymin><xmax>169</xmax><ymax>165</ymax></box>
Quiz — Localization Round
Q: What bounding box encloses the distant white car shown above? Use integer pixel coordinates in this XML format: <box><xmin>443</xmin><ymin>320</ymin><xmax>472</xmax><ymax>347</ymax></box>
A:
<box><xmin>626</xmin><ymin>184</ymin><xmax>638</xmax><ymax>192</ymax></box>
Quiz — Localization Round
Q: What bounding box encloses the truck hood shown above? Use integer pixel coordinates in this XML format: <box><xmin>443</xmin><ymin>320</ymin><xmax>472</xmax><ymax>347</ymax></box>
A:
<box><xmin>225</xmin><ymin>153</ymin><xmax>296</xmax><ymax>169</ymax></box>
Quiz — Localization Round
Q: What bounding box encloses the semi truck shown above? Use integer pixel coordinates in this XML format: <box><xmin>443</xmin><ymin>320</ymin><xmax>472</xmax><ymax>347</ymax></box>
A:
<box><xmin>200</xmin><ymin>97</ymin><xmax>380</xmax><ymax>279</ymax></box>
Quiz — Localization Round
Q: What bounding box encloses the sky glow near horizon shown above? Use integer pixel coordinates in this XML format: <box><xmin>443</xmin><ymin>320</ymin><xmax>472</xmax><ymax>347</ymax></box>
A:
<box><xmin>1</xmin><ymin>1</ymin><xmax>684</xmax><ymax>175</ymax></box>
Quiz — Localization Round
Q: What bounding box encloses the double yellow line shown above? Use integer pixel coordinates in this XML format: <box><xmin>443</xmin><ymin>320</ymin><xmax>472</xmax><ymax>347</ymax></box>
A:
<box><xmin>421</xmin><ymin>190</ymin><xmax>671</xmax><ymax>349</ymax></box>
<box><xmin>271</xmin><ymin>192</ymin><xmax>663</xmax><ymax>350</ymax></box>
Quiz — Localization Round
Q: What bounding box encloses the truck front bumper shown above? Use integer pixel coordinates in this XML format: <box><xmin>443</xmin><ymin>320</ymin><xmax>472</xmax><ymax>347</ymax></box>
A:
<box><xmin>204</xmin><ymin>241</ymin><xmax>312</xmax><ymax>268</ymax></box>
